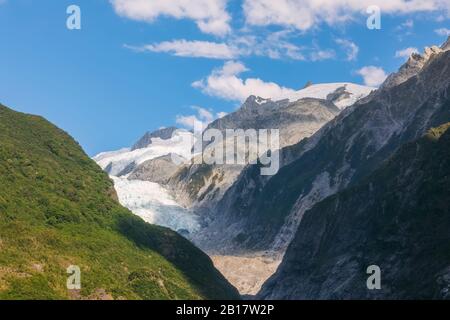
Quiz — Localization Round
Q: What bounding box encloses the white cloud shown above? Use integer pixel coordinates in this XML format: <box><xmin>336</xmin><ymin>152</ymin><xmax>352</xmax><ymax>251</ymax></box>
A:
<box><xmin>435</xmin><ymin>28</ymin><xmax>450</xmax><ymax>36</ymax></box>
<box><xmin>129</xmin><ymin>40</ymin><xmax>237</xmax><ymax>59</ymax></box>
<box><xmin>176</xmin><ymin>106</ymin><xmax>226</xmax><ymax>129</ymax></box>
<box><xmin>356</xmin><ymin>66</ymin><xmax>388</xmax><ymax>87</ymax></box>
<box><xmin>229</xmin><ymin>31</ymin><xmax>305</xmax><ymax>60</ymax></box>
<box><xmin>395</xmin><ymin>47</ymin><xmax>419</xmax><ymax>59</ymax></box>
<box><xmin>192</xmin><ymin>61</ymin><xmax>297</xmax><ymax>101</ymax></box>
<box><xmin>310</xmin><ymin>49</ymin><xmax>336</xmax><ymax>61</ymax></box>
<box><xmin>335</xmin><ymin>39</ymin><xmax>359</xmax><ymax>61</ymax></box>
<box><xmin>128</xmin><ymin>31</ymin><xmax>308</xmax><ymax>60</ymax></box>
<box><xmin>243</xmin><ymin>0</ymin><xmax>450</xmax><ymax>31</ymax></box>
<box><xmin>110</xmin><ymin>0</ymin><xmax>231</xmax><ymax>36</ymax></box>
<box><xmin>401</xmin><ymin>19</ymin><xmax>414</xmax><ymax>28</ymax></box>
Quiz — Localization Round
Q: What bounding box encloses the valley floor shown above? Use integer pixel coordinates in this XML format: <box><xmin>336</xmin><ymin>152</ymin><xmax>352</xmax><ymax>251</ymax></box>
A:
<box><xmin>211</xmin><ymin>254</ymin><xmax>280</xmax><ymax>296</ymax></box>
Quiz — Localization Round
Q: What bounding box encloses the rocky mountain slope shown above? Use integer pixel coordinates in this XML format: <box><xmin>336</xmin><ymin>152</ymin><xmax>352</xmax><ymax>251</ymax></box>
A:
<box><xmin>93</xmin><ymin>82</ymin><xmax>372</xmax><ymax>294</ymax></box>
<box><xmin>202</xmin><ymin>41</ymin><xmax>450</xmax><ymax>257</ymax></box>
<box><xmin>167</xmin><ymin>87</ymin><xmax>363</xmax><ymax>211</ymax></box>
<box><xmin>259</xmin><ymin>123</ymin><xmax>450</xmax><ymax>299</ymax></box>
<box><xmin>0</xmin><ymin>104</ymin><xmax>238</xmax><ymax>300</ymax></box>
<box><xmin>131</xmin><ymin>127</ymin><xmax>178</xmax><ymax>151</ymax></box>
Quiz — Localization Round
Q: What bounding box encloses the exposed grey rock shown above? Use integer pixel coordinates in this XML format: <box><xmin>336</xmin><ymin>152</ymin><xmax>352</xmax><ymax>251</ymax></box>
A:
<box><xmin>326</xmin><ymin>86</ymin><xmax>352</xmax><ymax>106</ymax></box>
<box><xmin>382</xmin><ymin>38</ymin><xmax>450</xmax><ymax>89</ymax></box>
<box><xmin>131</xmin><ymin>127</ymin><xmax>178</xmax><ymax>150</ymax></box>
<box><xmin>117</xmin><ymin>161</ymin><xmax>137</xmax><ymax>177</ymax></box>
<box><xmin>128</xmin><ymin>154</ymin><xmax>184</xmax><ymax>184</ymax></box>
<box><xmin>259</xmin><ymin>125</ymin><xmax>450</xmax><ymax>299</ymax></box>
<box><xmin>201</xmin><ymin>48</ymin><xmax>450</xmax><ymax>257</ymax></box>
<box><xmin>441</xmin><ymin>35</ymin><xmax>450</xmax><ymax>51</ymax></box>
<box><xmin>303</xmin><ymin>81</ymin><xmax>313</xmax><ymax>88</ymax></box>
<box><xmin>167</xmin><ymin>97</ymin><xmax>341</xmax><ymax>213</ymax></box>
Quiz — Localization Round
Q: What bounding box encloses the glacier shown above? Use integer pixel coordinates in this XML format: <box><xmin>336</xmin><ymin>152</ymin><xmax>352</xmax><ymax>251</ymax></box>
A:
<box><xmin>94</xmin><ymin>129</ymin><xmax>200</xmax><ymax>234</ymax></box>
<box><xmin>112</xmin><ymin>176</ymin><xmax>200</xmax><ymax>234</ymax></box>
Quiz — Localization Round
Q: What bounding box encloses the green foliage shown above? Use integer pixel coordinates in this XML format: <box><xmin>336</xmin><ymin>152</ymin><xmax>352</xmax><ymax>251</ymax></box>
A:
<box><xmin>0</xmin><ymin>104</ymin><xmax>238</xmax><ymax>300</ymax></box>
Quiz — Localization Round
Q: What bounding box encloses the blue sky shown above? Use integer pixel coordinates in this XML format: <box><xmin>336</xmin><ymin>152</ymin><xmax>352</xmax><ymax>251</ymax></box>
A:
<box><xmin>0</xmin><ymin>0</ymin><xmax>449</xmax><ymax>155</ymax></box>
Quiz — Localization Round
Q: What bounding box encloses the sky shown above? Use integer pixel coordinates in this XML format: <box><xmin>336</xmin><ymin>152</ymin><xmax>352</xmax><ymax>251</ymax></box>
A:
<box><xmin>0</xmin><ymin>0</ymin><xmax>449</xmax><ymax>155</ymax></box>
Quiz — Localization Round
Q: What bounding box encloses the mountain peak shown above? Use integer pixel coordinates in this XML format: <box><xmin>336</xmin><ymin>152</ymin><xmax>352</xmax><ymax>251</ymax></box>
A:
<box><xmin>382</xmin><ymin>40</ymin><xmax>450</xmax><ymax>90</ymax></box>
<box><xmin>441</xmin><ymin>36</ymin><xmax>450</xmax><ymax>51</ymax></box>
<box><xmin>131</xmin><ymin>126</ymin><xmax>178</xmax><ymax>150</ymax></box>
<box><xmin>287</xmin><ymin>83</ymin><xmax>374</xmax><ymax>109</ymax></box>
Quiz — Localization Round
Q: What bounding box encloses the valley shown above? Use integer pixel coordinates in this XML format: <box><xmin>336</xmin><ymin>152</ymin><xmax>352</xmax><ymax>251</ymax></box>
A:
<box><xmin>93</xmin><ymin>82</ymin><xmax>375</xmax><ymax>294</ymax></box>
<box><xmin>2</xmin><ymin>0</ymin><xmax>450</xmax><ymax>303</ymax></box>
<box><xmin>92</xmin><ymin>37</ymin><xmax>450</xmax><ymax>298</ymax></box>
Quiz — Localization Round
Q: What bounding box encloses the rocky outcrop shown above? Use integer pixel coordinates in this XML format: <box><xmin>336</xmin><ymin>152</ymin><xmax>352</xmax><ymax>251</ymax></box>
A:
<box><xmin>259</xmin><ymin>124</ymin><xmax>450</xmax><ymax>299</ymax></box>
<box><xmin>201</xmin><ymin>44</ymin><xmax>450</xmax><ymax>255</ymax></box>
<box><xmin>167</xmin><ymin>97</ymin><xmax>341</xmax><ymax>211</ymax></box>
<box><xmin>131</xmin><ymin>127</ymin><xmax>178</xmax><ymax>150</ymax></box>
<box><xmin>128</xmin><ymin>154</ymin><xmax>182</xmax><ymax>184</ymax></box>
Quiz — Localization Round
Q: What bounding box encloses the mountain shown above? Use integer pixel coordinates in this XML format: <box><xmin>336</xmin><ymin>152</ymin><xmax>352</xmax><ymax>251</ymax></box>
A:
<box><xmin>131</xmin><ymin>127</ymin><xmax>179</xmax><ymax>151</ymax></box>
<box><xmin>283</xmin><ymin>83</ymin><xmax>374</xmax><ymax>110</ymax></box>
<box><xmin>167</xmin><ymin>84</ymin><xmax>372</xmax><ymax>211</ymax></box>
<box><xmin>0</xmin><ymin>104</ymin><xmax>239</xmax><ymax>300</ymax></box>
<box><xmin>204</xmin><ymin>41</ymin><xmax>450</xmax><ymax>257</ymax></box>
<box><xmin>93</xmin><ymin>82</ymin><xmax>372</xmax><ymax>295</ymax></box>
<box><xmin>128</xmin><ymin>154</ymin><xmax>181</xmax><ymax>184</ymax></box>
<box><xmin>93</xmin><ymin>128</ymin><xmax>193</xmax><ymax>177</ymax></box>
<box><xmin>259</xmin><ymin>123</ymin><xmax>450</xmax><ymax>299</ymax></box>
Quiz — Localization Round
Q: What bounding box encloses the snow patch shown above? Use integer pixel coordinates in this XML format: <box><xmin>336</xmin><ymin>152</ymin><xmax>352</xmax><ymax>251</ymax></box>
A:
<box><xmin>287</xmin><ymin>83</ymin><xmax>374</xmax><ymax>109</ymax></box>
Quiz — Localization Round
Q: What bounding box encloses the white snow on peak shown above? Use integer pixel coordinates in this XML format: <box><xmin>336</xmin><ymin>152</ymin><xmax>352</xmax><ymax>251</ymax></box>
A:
<box><xmin>93</xmin><ymin>129</ymin><xmax>195</xmax><ymax>176</ymax></box>
<box><xmin>112</xmin><ymin>177</ymin><xmax>200</xmax><ymax>234</ymax></box>
<box><xmin>286</xmin><ymin>83</ymin><xmax>375</xmax><ymax>109</ymax></box>
<box><xmin>255</xmin><ymin>97</ymin><xmax>270</xmax><ymax>105</ymax></box>
<box><xmin>93</xmin><ymin>129</ymin><xmax>200</xmax><ymax>234</ymax></box>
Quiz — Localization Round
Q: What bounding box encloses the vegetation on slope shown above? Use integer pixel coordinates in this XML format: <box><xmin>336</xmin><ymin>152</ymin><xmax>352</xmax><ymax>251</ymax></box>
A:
<box><xmin>260</xmin><ymin>123</ymin><xmax>450</xmax><ymax>299</ymax></box>
<box><xmin>0</xmin><ymin>104</ymin><xmax>239</xmax><ymax>300</ymax></box>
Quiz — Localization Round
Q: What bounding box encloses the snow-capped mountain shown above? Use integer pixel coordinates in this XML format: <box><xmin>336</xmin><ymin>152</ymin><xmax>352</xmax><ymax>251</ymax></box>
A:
<box><xmin>93</xmin><ymin>129</ymin><xmax>194</xmax><ymax>177</ymax></box>
<box><xmin>285</xmin><ymin>82</ymin><xmax>375</xmax><ymax>109</ymax></box>
<box><xmin>246</xmin><ymin>83</ymin><xmax>374</xmax><ymax>110</ymax></box>
<box><xmin>93</xmin><ymin>128</ymin><xmax>198</xmax><ymax>234</ymax></box>
<box><xmin>167</xmin><ymin>83</ymin><xmax>373</xmax><ymax>212</ymax></box>
<box><xmin>94</xmin><ymin>82</ymin><xmax>375</xmax><ymax>294</ymax></box>
<box><xmin>207</xmin><ymin>39</ymin><xmax>450</xmax><ymax>257</ymax></box>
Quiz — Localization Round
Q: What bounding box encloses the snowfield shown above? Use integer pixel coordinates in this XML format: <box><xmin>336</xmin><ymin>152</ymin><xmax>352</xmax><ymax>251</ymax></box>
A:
<box><xmin>93</xmin><ymin>129</ymin><xmax>199</xmax><ymax>234</ymax></box>
<box><xmin>93</xmin><ymin>129</ymin><xmax>195</xmax><ymax>176</ymax></box>
<box><xmin>286</xmin><ymin>83</ymin><xmax>375</xmax><ymax>109</ymax></box>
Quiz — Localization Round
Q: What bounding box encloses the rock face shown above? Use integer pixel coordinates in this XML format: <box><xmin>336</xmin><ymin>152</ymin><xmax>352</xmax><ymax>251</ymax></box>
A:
<box><xmin>382</xmin><ymin>42</ymin><xmax>449</xmax><ymax>89</ymax></box>
<box><xmin>168</xmin><ymin>96</ymin><xmax>342</xmax><ymax>211</ymax></box>
<box><xmin>131</xmin><ymin>127</ymin><xmax>179</xmax><ymax>150</ymax></box>
<box><xmin>259</xmin><ymin>123</ymin><xmax>450</xmax><ymax>299</ymax></box>
<box><xmin>128</xmin><ymin>154</ymin><xmax>181</xmax><ymax>184</ymax></box>
<box><xmin>203</xmin><ymin>47</ymin><xmax>450</xmax><ymax>256</ymax></box>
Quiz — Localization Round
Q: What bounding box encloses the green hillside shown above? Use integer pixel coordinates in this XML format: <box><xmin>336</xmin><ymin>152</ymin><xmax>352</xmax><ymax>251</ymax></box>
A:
<box><xmin>0</xmin><ymin>104</ymin><xmax>239</xmax><ymax>300</ymax></box>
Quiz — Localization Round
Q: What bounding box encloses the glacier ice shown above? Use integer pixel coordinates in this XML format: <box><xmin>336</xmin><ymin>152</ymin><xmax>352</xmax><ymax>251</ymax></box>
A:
<box><xmin>112</xmin><ymin>177</ymin><xmax>201</xmax><ymax>234</ymax></box>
